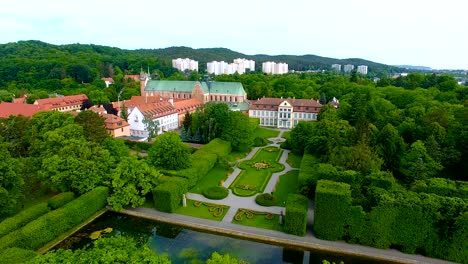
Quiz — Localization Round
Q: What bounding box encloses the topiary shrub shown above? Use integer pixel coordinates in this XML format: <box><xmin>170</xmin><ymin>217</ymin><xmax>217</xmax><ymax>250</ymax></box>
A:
<box><xmin>255</xmin><ymin>193</ymin><xmax>277</xmax><ymax>206</ymax></box>
<box><xmin>47</xmin><ymin>192</ymin><xmax>75</xmax><ymax>209</ymax></box>
<box><xmin>202</xmin><ymin>186</ymin><xmax>229</xmax><ymax>200</ymax></box>
<box><xmin>253</xmin><ymin>136</ymin><xmax>267</xmax><ymax>147</ymax></box>
<box><xmin>0</xmin><ymin>203</ymin><xmax>50</xmax><ymax>238</ymax></box>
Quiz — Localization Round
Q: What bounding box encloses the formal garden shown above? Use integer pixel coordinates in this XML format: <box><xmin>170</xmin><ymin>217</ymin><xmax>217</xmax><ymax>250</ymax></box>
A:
<box><xmin>230</xmin><ymin>146</ymin><xmax>285</xmax><ymax>196</ymax></box>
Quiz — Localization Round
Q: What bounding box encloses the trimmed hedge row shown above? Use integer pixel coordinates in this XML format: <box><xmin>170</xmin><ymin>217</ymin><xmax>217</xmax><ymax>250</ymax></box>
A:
<box><xmin>411</xmin><ymin>177</ymin><xmax>468</xmax><ymax>199</ymax></box>
<box><xmin>154</xmin><ymin>139</ymin><xmax>232</xmax><ymax>212</ymax></box>
<box><xmin>202</xmin><ymin>186</ymin><xmax>229</xmax><ymax>200</ymax></box>
<box><xmin>47</xmin><ymin>192</ymin><xmax>75</xmax><ymax>209</ymax></box>
<box><xmin>313</xmin><ymin>179</ymin><xmax>468</xmax><ymax>263</ymax></box>
<box><xmin>297</xmin><ymin>154</ymin><xmax>319</xmax><ymax>198</ymax></box>
<box><xmin>153</xmin><ymin>182</ymin><xmax>185</xmax><ymax>213</ymax></box>
<box><xmin>284</xmin><ymin>194</ymin><xmax>309</xmax><ymax>236</ymax></box>
<box><xmin>0</xmin><ymin>247</ymin><xmax>38</xmax><ymax>264</ymax></box>
<box><xmin>0</xmin><ymin>203</ymin><xmax>50</xmax><ymax>238</ymax></box>
<box><xmin>0</xmin><ymin>187</ymin><xmax>109</xmax><ymax>251</ymax></box>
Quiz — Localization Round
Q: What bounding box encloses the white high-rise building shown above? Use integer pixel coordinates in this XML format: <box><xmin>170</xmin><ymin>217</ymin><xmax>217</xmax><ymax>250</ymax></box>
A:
<box><xmin>262</xmin><ymin>62</ymin><xmax>288</xmax><ymax>75</ymax></box>
<box><xmin>343</xmin><ymin>64</ymin><xmax>355</xmax><ymax>73</ymax></box>
<box><xmin>331</xmin><ymin>64</ymin><xmax>342</xmax><ymax>72</ymax></box>
<box><xmin>207</xmin><ymin>59</ymin><xmax>256</xmax><ymax>75</ymax></box>
<box><xmin>357</xmin><ymin>65</ymin><xmax>368</xmax><ymax>75</ymax></box>
<box><xmin>172</xmin><ymin>58</ymin><xmax>198</xmax><ymax>72</ymax></box>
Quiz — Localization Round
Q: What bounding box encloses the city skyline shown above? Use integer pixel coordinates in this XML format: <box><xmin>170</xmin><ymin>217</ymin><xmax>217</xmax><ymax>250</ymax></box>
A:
<box><xmin>1</xmin><ymin>0</ymin><xmax>466</xmax><ymax>70</ymax></box>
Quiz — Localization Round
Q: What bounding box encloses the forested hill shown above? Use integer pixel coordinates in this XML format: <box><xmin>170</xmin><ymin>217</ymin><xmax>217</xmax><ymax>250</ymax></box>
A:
<box><xmin>0</xmin><ymin>40</ymin><xmax>398</xmax><ymax>78</ymax></box>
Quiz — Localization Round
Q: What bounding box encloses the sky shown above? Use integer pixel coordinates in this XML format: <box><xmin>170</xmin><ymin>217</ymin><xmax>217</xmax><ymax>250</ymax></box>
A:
<box><xmin>1</xmin><ymin>0</ymin><xmax>467</xmax><ymax>70</ymax></box>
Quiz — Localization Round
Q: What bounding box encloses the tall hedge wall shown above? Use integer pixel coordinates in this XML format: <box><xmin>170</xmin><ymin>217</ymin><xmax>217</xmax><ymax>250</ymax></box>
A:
<box><xmin>284</xmin><ymin>194</ymin><xmax>309</xmax><ymax>236</ymax></box>
<box><xmin>153</xmin><ymin>182</ymin><xmax>185</xmax><ymax>213</ymax></box>
<box><xmin>313</xmin><ymin>179</ymin><xmax>468</xmax><ymax>263</ymax></box>
<box><xmin>47</xmin><ymin>192</ymin><xmax>75</xmax><ymax>209</ymax></box>
<box><xmin>0</xmin><ymin>203</ymin><xmax>50</xmax><ymax>238</ymax></box>
<box><xmin>0</xmin><ymin>186</ymin><xmax>109</xmax><ymax>251</ymax></box>
<box><xmin>297</xmin><ymin>154</ymin><xmax>318</xmax><ymax>198</ymax></box>
<box><xmin>314</xmin><ymin>180</ymin><xmax>352</xmax><ymax>240</ymax></box>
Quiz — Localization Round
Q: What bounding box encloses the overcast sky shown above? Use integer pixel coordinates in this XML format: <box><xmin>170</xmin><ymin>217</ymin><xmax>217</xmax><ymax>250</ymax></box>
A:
<box><xmin>1</xmin><ymin>0</ymin><xmax>466</xmax><ymax>69</ymax></box>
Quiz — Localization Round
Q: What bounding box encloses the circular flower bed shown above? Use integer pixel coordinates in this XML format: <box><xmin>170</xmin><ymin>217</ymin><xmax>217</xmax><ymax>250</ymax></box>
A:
<box><xmin>255</xmin><ymin>193</ymin><xmax>277</xmax><ymax>207</ymax></box>
<box><xmin>202</xmin><ymin>186</ymin><xmax>229</xmax><ymax>200</ymax></box>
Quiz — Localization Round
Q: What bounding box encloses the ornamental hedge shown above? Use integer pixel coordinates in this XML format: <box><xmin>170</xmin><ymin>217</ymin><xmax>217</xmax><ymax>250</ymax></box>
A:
<box><xmin>202</xmin><ymin>186</ymin><xmax>229</xmax><ymax>200</ymax></box>
<box><xmin>0</xmin><ymin>203</ymin><xmax>50</xmax><ymax>238</ymax></box>
<box><xmin>0</xmin><ymin>186</ymin><xmax>109</xmax><ymax>251</ymax></box>
<box><xmin>411</xmin><ymin>177</ymin><xmax>468</xmax><ymax>199</ymax></box>
<box><xmin>47</xmin><ymin>192</ymin><xmax>75</xmax><ymax>209</ymax></box>
<box><xmin>153</xmin><ymin>182</ymin><xmax>185</xmax><ymax>213</ymax></box>
<box><xmin>255</xmin><ymin>193</ymin><xmax>277</xmax><ymax>206</ymax></box>
<box><xmin>284</xmin><ymin>194</ymin><xmax>309</xmax><ymax>236</ymax></box>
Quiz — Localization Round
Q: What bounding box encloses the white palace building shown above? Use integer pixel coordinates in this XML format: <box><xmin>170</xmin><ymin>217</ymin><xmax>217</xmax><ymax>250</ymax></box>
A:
<box><xmin>249</xmin><ymin>97</ymin><xmax>323</xmax><ymax>129</ymax></box>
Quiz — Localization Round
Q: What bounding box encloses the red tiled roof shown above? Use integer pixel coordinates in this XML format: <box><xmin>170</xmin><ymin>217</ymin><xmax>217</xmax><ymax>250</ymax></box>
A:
<box><xmin>12</xmin><ymin>97</ymin><xmax>26</xmax><ymax>104</ymax></box>
<box><xmin>173</xmin><ymin>98</ymin><xmax>202</xmax><ymax>113</ymax></box>
<box><xmin>103</xmin><ymin>113</ymin><xmax>129</xmax><ymax>130</ymax></box>
<box><xmin>89</xmin><ymin>105</ymin><xmax>107</xmax><ymax>114</ymax></box>
<box><xmin>0</xmin><ymin>102</ymin><xmax>50</xmax><ymax>118</ymax></box>
<box><xmin>137</xmin><ymin>101</ymin><xmax>177</xmax><ymax>119</ymax></box>
<box><xmin>124</xmin><ymin>75</ymin><xmax>140</xmax><ymax>82</ymax></box>
<box><xmin>34</xmin><ymin>94</ymin><xmax>88</xmax><ymax>109</ymax></box>
<box><xmin>250</xmin><ymin>97</ymin><xmax>322</xmax><ymax>112</ymax></box>
<box><xmin>101</xmin><ymin>77</ymin><xmax>114</xmax><ymax>83</ymax></box>
<box><xmin>112</xmin><ymin>96</ymin><xmax>162</xmax><ymax>111</ymax></box>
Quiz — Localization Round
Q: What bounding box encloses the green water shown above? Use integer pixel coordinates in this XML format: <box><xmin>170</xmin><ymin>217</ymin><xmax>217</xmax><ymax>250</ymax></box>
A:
<box><xmin>54</xmin><ymin>211</ymin><xmax>382</xmax><ymax>264</ymax></box>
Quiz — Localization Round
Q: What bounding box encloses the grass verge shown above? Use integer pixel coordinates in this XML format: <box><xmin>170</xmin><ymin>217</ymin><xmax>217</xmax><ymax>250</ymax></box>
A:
<box><xmin>174</xmin><ymin>199</ymin><xmax>229</xmax><ymax>221</ymax></box>
<box><xmin>273</xmin><ymin>170</ymin><xmax>299</xmax><ymax>206</ymax></box>
<box><xmin>286</xmin><ymin>152</ymin><xmax>302</xmax><ymax>168</ymax></box>
<box><xmin>232</xmin><ymin>209</ymin><xmax>284</xmax><ymax>232</ymax></box>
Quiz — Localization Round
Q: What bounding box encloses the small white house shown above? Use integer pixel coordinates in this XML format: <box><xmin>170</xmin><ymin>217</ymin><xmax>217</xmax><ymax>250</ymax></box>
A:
<box><xmin>127</xmin><ymin>101</ymin><xmax>178</xmax><ymax>140</ymax></box>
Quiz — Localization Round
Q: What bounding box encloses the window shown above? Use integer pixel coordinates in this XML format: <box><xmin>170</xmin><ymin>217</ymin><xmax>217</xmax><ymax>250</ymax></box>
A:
<box><xmin>117</xmin><ymin>122</ymin><xmax>122</xmax><ymax>126</ymax></box>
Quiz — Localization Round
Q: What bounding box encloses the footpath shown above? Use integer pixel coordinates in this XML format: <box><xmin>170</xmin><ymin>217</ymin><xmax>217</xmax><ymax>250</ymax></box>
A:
<box><xmin>122</xmin><ymin>129</ymin><xmax>455</xmax><ymax>264</ymax></box>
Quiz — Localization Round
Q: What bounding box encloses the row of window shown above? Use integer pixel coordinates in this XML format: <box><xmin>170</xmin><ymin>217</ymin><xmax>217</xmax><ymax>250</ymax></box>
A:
<box><xmin>251</xmin><ymin>110</ymin><xmax>317</xmax><ymax>120</ymax></box>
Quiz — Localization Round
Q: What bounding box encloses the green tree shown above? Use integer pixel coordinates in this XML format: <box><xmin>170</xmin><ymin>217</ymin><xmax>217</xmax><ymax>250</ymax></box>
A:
<box><xmin>120</xmin><ymin>104</ymin><xmax>128</xmax><ymax>120</ymax></box>
<box><xmin>74</xmin><ymin>110</ymin><xmax>109</xmax><ymax>143</ymax></box>
<box><xmin>221</xmin><ymin>111</ymin><xmax>254</xmax><ymax>151</ymax></box>
<box><xmin>0</xmin><ymin>90</ymin><xmax>14</xmax><ymax>102</ymax></box>
<box><xmin>148</xmin><ymin>132</ymin><xmax>191</xmax><ymax>170</ymax></box>
<box><xmin>399</xmin><ymin>140</ymin><xmax>443</xmax><ymax>183</ymax></box>
<box><xmin>206</xmin><ymin>252</ymin><xmax>239</xmax><ymax>264</ymax></box>
<box><xmin>107</xmin><ymin>155</ymin><xmax>162</xmax><ymax>211</ymax></box>
<box><xmin>376</xmin><ymin>124</ymin><xmax>406</xmax><ymax>171</ymax></box>
<box><xmin>28</xmin><ymin>236</ymin><xmax>170</xmax><ymax>264</ymax></box>
<box><xmin>0</xmin><ymin>137</ymin><xmax>23</xmax><ymax>216</ymax></box>
<box><xmin>143</xmin><ymin>114</ymin><xmax>159</xmax><ymax>142</ymax></box>
<box><xmin>87</xmin><ymin>90</ymin><xmax>110</xmax><ymax>105</ymax></box>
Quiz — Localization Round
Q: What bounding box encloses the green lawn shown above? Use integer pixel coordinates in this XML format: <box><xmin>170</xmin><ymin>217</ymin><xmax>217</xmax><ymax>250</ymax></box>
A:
<box><xmin>231</xmin><ymin>209</ymin><xmax>284</xmax><ymax>232</ymax></box>
<box><xmin>174</xmin><ymin>199</ymin><xmax>229</xmax><ymax>221</ymax></box>
<box><xmin>190</xmin><ymin>165</ymin><xmax>230</xmax><ymax>194</ymax></box>
<box><xmin>281</xmin><ymin>131</ymin><xmax>291</xmax><ymax>140</ymax></box>
<box><xmin>230</xmin><ymin>147</ymin><xmax>284</xmax><ymax>196</ymax></box>
<box><xmin>286</xmin><ymin>152</ymin><xmax>302</xmax><ymax>168</ymax></box>
<box><xmin>226</xmin><ymin>151</ymin><xmax>249</xmax><ymax>163</ymax></box>
<box><xmin>253</xmin><ymin>127</ymin><xmax>280</xmax><ymax>140</ymax></box>
<box><xmin>273</xmin><ymin>170</ymin><xmax>299</xmax><ymax>205</ymax></box>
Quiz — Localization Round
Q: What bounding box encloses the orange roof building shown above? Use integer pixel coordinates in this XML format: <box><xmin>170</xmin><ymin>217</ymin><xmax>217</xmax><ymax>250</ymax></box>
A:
<box><xmin>173</xmin><ymin>98</ymin><xmax>202</xmax><ymax>127</ymax></box>
<box><xmin>34</xmin><ymin>94</ymin><xmax>88</xmax><ymax>112</ymax></box>
<box><xmin>127</xmin><ymin>101</ymin><xmax>179</xmax><ymax>139</ymax></box>
<box><xmin>0</xmin><ymin>102</ymin><xmax>50</xmax><ymax>118</ymax></box>
<box><xmin>103</xmin><ymin>113</ymin><xmax>130</xmax><ymax>138</ymax></box>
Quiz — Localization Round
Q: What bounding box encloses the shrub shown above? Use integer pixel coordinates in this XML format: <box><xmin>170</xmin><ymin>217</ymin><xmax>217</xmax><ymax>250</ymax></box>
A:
<box><xmin>0</xmin><ymin>186</ymin><xmax>109</xmax><ymax>251</ymax></box>
<box><xmin>253</xmin><ymin>136</ymin><xmax>267</xmax><ymax>147</ymax></box>
<box><xmin>0</xmin><ymin>203</ymin><xmax>50</xmax><ymax>238</ymax></box>
<box><xmin>284</xmin><ymin>194</ymin><xmax>309</xmax><ymax>236</ymax></box>
<box><xmin>47</xmin><ymin>192</ymin><xmax>75</xmax><ymax>209</ymax></box>
<box><xmin>202</xmin><ymin>186</ymin><xmax>229</xmax><ymax>200</ymax></box>
<box><xmin>364</xmin><ymin>171</ymin><xmax>394</xmax><ymax>190</ymax></box>
<box><xmin>297</xmin><ymin>154</ymin><xmax>319</xmax><ymax>198</ymax></box>
<box><xmin>255</xmin><ymin>193</ymin><xmax>277</xmax><ymax>206</ymax></box>
<box><xmin>0</xmin><ymin>247</ymin><xmax>37</xmax><ymax>264</ymax></box>
<box><xmin>153</xmin><ymin>182</ymin><xmax>184</xmax><ymax>213</ymax></box>
<box><xmin>123</xmin><ymin>140</ymin><xmax>152</xmax><ymax>151</ymax></box>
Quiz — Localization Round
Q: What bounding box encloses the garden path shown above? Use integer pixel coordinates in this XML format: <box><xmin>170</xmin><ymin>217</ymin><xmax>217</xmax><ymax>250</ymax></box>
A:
<box><xmin>186</xmin><ymin>128</ymin><xmax>296</xmax><ymax>222</ymax></box>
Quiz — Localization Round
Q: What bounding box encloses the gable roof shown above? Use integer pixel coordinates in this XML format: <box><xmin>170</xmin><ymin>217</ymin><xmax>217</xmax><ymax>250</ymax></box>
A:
<box><xmin>0</xmin><ymin>102</ymin><xmax>50</xmax><ymax>118</ymax></box>
<box><xmin>34</xmin><ymin>94</ymin><xmax>88</xmax><ymax>108</ymax></box>
<box><xmin>136</xmin><ymin>101</ymin><xmax>177</xmax><ymax>119</ymax></box>
<box><xmin>103</xmin><ymin>113</ymin><xmax>129</xmax><ymax>130</ymax></box>
<box><xmin>173</xmin><ymin>98</ymin><xmax>202</xmax><ymax>113</ymax></box>
<box><xmin>250</xmin><ymin>97</ymin><xmax>322</xmax><ymax>112</ymax></box>
<box><xmin>112</xmin><ymin>95</ymin><xmax>162</xmax><ymax>110</ymax></box>
<box><xmin>144</xmin><ymin>80</ymin><xmax>246</xmax><ymax>96</ymax></box>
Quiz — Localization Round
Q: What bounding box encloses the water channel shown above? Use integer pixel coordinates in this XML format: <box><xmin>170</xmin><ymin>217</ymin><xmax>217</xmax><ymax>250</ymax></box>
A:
<box><xmin>54</xmin><ymin>211</ymin><xmax>382</xmax><ymax>264</ymax></box>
